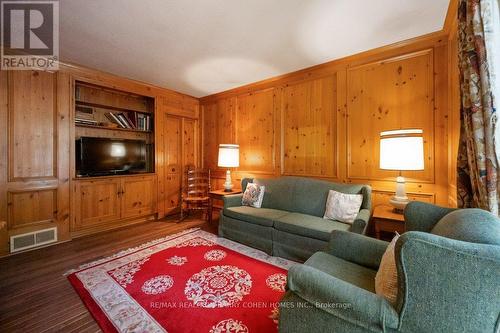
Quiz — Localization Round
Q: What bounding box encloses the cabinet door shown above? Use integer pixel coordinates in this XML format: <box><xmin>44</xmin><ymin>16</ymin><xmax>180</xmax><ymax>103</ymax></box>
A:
<box><xmin>73</xmin><ymin>179</ymin><xmax>121</xmax><ymax>230</ymax></box>
<box><xmin>165</xmin><ymin>115</ymin><xmax>182</xmax><ymax>214</ymax></box>
<box><xmin>121</xmin><ymin>176</ymin><xmax>157</xmax><ymax>219</ymax></box>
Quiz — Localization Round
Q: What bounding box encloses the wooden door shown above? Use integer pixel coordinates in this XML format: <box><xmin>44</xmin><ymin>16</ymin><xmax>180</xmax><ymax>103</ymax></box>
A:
<box><xmin>121</xmin><ymin>175</ymin><xmax>157</xmax><ymax>219</ymax></box>
<box><xmin>165</xmin><ymin>115</ymin><xmax>182</xmax><ymax>214</ymax></box>
<box><xmin>0</xmin><ymin>70</ymin><xmax>71</xmax><ymax>255</ymax></box>
<box><xmin>73</xmin><ymin>179</ymin><xmax>121</xmax><ymax>230</ymax></box>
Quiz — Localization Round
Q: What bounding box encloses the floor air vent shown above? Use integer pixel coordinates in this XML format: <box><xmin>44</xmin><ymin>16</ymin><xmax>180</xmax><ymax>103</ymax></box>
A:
<box><xmin>10</xmin><ymin>227</ymin><xmax>57</xmax><ymax>253</ymax></box>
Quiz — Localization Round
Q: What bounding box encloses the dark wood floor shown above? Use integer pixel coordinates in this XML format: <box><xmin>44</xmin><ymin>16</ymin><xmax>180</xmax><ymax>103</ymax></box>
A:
<box><xmin>0</xmin><ymin>216</ymin><xmax>215</xmax><ymax>333</ymax></box>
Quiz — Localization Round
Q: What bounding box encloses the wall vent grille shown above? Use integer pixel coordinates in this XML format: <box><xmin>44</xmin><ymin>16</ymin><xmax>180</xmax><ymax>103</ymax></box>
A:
<box><xmin>10</xmin><ymin>227</ymin><xmax>57</xmax><ymax>253</ymax></box>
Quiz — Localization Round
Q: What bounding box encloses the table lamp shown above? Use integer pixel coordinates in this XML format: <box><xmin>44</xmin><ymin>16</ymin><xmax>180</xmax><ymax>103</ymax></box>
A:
<box><xmin>379</xmin><ymin>129</ymin><xmax>424</xmax><ymax>213</ymax></box>
<box><xmin>218</xmin><ymin>144</ymin><xmax>239</xmax><ymax>192</ymax></box>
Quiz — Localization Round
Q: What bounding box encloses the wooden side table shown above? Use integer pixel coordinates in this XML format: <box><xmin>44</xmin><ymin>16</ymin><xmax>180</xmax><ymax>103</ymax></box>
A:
<box><xmin>209</xmin><ymin>189</ymin><xmax>242</xmax><ymax>221</ymax></box>
<box><xmin>372</xmin><ymin>205</ymin><xmax>405</xmax><ymax>240</ymax></box>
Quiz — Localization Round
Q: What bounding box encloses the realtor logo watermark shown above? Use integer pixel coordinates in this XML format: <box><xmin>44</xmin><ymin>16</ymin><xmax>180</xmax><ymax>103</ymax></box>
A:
<box><xmin>1</xmin><ymin>0</ymin><xmax>59</xmax><ymax>70</ymax></box>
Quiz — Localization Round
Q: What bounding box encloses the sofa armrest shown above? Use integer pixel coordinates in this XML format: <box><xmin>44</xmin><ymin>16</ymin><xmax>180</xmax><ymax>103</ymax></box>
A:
<box><xmin>222</xmin><ymin>194</ymin><xmax>243</xmax><ymax>208</ymax></box>
<box><xmin>326</xmin><ymin>230</ymin><xmax>389</xmax><ymax>270</ymax></box>
<box><xmin>394</xmin><ymin>231</ymin><xmax>500</xmax><ymax>332</ymax></box>
<box><xmin>286</xmin><ymin>264</ymin><xmax>399</xmax><ymax>330</ymax></box>
<box><xmin>351</xmin><ymin>208</ymin><xmax>371</xmax><ymax>234</ymax></box>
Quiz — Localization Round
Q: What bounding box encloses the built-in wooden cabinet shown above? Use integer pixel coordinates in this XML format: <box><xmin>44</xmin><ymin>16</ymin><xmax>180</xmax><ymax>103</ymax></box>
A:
<box><xmin>121</xmin><ymin>176</ymin><xmax>157</xmax><ymax>218</ymax></box>
<box><xmin>72</xmin><ymin>175</ymin><xmax>157</xmax><ymax>235</ymax></box>
<box><xmin>74</xmin><ymin>178</ymin><xmax>121</xmax><ymax>229</ymax></box>
<box><xmin>0</xmin><ymin>63</ymin><xmax>198</xmax><ymax>255</ymax></box>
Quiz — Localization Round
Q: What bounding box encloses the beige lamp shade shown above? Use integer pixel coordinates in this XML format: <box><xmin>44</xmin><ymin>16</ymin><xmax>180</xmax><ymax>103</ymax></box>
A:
<box><xmin>380</xmin><ymin>129</ymin><xmax>424</xmax><ymax>171</ymax></box>
<box><xmin>218</xmin><ymin>144</ymin><xmax>240</xmax><ymax>168</ymax></box>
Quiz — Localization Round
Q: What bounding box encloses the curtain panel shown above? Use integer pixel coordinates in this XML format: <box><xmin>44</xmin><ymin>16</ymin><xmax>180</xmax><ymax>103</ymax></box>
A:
<box><xmin>457</xmin><ymin>0</ymin><xmax>500</xmax><ymax>214</ymax></box>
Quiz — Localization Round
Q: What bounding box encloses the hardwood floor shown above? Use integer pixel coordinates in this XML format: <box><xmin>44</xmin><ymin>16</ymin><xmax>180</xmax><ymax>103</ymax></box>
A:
<box><xmin>0</xmin><ymin>216</ymin><xmax>215</xmax><ymax>332</ymax></box>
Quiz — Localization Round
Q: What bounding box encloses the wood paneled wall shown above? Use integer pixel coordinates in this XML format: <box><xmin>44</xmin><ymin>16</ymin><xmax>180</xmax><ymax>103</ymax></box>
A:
<box><xmin>0</xmin><ymin>70</ymin><xmax>71</xmax><ymax>255</ymax></box>
<box><xmin>0</xmin><ymin>62</ymin><xmax>199</xmax><ymax>255</ymax></box>
<box><xmin>200</xmin><ymin>32</ymin><xmax>455</xmax><ymax>207</ymax></box>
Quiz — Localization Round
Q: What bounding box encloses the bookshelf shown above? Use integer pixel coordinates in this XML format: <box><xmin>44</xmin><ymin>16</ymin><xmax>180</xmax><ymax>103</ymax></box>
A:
<box><xmin>75</xmin><ymin>83</ymin><xmax>154</xmax><ymax>132</ymax></box>
<box><xmin>74</xmin><ymin>81</ymin><xmax>156</xmax><ymax>174</ymax></box>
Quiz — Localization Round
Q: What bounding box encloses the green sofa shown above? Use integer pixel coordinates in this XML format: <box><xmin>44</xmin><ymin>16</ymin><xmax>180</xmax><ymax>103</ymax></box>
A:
<box><xmin>280</xmin><ymin>201</ymin><xmax>500</xmax><ymax>333</ymax></box>
<box><xmin>219</xmin><ymin>176</ymin><xmax>371</xmax><ymax>262</ymax></box>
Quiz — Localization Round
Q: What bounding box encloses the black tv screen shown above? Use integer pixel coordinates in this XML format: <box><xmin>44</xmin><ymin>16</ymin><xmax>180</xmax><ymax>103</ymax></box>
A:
<box><xmin>76</xmin><ymin>137</ymin><xmax>148</xmax><ymax>176</ymax></box>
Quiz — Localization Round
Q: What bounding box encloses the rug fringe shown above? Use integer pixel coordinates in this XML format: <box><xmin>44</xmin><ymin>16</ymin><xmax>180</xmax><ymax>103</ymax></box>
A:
<box><xmin>64</xmin><ymin>227</ymin><xmax>200</xmax><ymax>276</ymax></box>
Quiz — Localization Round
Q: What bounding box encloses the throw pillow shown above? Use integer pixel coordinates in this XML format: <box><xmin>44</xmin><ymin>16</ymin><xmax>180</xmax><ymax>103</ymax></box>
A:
<box><xmin>375</xmin><ymin>233</ymin><xmax>399</xmax><ymax>305</ymax></box>
<box><xmin>241</xmin><ymin>183</ymin><xmax>266</xmax><ymax>208</ymax></box>
<box><xmin>323</xmin><ymin>190</ymin><xmax>363</xmax><ymax>223</ymax></box>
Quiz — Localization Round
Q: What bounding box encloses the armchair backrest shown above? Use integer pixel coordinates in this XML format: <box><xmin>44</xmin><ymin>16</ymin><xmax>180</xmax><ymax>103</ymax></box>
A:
<box><xmin>397</xmin><ymin>202</ymin><xmax>500</xmax><ymax>332</ymax></box>
<box><xmin>404</xmin><ymin>201</ymin><xmax>456</xmax><ymax>232</ymax></box>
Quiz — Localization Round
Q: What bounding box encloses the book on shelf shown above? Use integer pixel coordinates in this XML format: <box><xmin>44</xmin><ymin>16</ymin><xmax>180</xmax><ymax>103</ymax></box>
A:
<box><xmin>77</xmin><ymin>110</ymin><xmax>152</xmax><ymax>131</ymax></box>
<box><xmin>126</xmin><ymin>111</ymin><xmax>137</xmax><ymax>128</ymax></box>
<box><xmin>135</xmin><ymin>113</ymin><xmax>152</xmax><ymax>131</ymax></box>
<box><xmin>75</xmin><ymin>118</ymin><xmax>98</xmax><ymax>126</ymax></box>
<box><xmin>116</xmin><ymin>114</ymin><xmax>132</xmax><ymax>129</ymax></box>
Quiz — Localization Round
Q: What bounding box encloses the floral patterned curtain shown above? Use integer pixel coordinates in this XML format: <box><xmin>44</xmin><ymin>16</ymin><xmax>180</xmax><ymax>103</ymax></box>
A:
<box><xmin>456</xmin><ymin>0</ymin><xmax>500</xmax><ymax>214</ymax></box>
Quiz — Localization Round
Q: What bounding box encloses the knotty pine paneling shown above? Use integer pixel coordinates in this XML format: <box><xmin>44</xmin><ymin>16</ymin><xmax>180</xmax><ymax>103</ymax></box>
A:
<box><xmin>200</xmin><ymin>35</ymin><xmax>452</xmax><ymax>206</ymax></box>
<box><xmin>237</xmin><ymin>89</ymin><xmax>276</xmax><ymax>174</ymax></box>
<box><xmin>164</xmin><ymin>115</ymin><xmax>182</xmax><ymax>213</ymax></box>
<box><xmin>183</xmin><ymin>118</ymin><xmax>198</xmax><ymax>168</ymax></box>
<box><xmin>202</xmin><ymin>97</ymin><xmax>237</xmax><ymax>171</ymax></box>
<box><xmin>282</xmin><ymin>75</ymin><xmax>337</xmax><ymax>178</ymax></box>
<box><xmin>1</xmin><ymin>70</ymin><xmax>72</xmax><ymax>256</ymax></box>
<box><xmin>8</xmin><ymin>189</ymin><xmax>57</xmax><ymax>229</ymax></box>
<box><xmin>8</xmin><ymin>71</ymin><xmax>57</xmax><ymax>181</ymax></box>
<box><xmin>346</xmin><ymin>50</ymin><xmax>434</xmax><ymax>183</ymax></box>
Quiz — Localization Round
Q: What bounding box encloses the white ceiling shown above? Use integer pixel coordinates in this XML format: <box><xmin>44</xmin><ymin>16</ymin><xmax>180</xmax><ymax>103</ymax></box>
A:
<box><xmin>60</xmin><ymin>0</ymin><xmax>450</xmax><ymax>98</ymax></box>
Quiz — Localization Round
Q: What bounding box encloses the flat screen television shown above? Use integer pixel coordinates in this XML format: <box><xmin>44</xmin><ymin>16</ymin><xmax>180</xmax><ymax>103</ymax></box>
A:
<box><xmin>76</xmin><ymin>137</ymin><xmax>150</xmax><ymax>176</ymax></box>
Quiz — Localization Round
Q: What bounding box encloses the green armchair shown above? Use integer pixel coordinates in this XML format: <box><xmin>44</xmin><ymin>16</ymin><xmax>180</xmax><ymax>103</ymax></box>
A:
<box><xmin>280</xmin><ymin>202</ymin><xmax>500</xmax><ymax>333</ymax></box>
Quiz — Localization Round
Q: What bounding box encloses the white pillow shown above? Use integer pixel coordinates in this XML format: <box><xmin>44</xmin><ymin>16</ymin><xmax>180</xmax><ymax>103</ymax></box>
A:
<box><xmin>375</xmin><ymin>233</ymin><xmax>399</xmax><ymax>305</ymax></box>
<box><xmin>323</xmin><ymin>190</ymin><xmax>363</xmax><ymax>223</ymax></box>
<box><xmin>241</xmin><ymin>183</ymin><xmax>266</xmax><ymax>208</ymax></box>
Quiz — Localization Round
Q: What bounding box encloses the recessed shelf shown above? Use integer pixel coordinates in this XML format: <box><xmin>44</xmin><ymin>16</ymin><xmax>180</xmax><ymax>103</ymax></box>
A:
<box><xmin>75</xmin><ymin>123</ymin><xmax>153</xmax><ymax>133</ymax></box>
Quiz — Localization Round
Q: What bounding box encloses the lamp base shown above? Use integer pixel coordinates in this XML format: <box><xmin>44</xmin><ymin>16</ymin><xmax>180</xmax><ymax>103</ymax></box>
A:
<box><xmin>223</xmin><ymin>169</ymin><xmax>233</xmax><ymax>192</ymax></box>
<box><xmin>389</xmin><ymin>176</ymin><xmax>409</xmax><ymax>214</ymax></box>
<box><xmin>389</xmin><ymin>198</ymin><xmax>408</xmax><ymax>214</ymax></box>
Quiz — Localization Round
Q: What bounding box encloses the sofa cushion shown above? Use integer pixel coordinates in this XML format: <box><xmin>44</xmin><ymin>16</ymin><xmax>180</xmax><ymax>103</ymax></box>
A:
<box><xmin>431</xmin><ymin>209</ymin><xmax>500</xmax><ymax>245</ymax></box>
<box><xmin>253</xmin><ymin>178</ymin><xmax>296</xmax><ymax>211</ymax></box>
<box><xmin>274</xmin><ymin>213</ymin><xmax>350</xmax><ymax>241</ymax></box>
<box><xmin>223</xmin><ymin>206</ymin><xmax>289</xmax><ymax>227</ymax></box>
<box><xmin>305</xmin><ymin>252</ymin><xmax>376</xmax><ymax>292</ymax></box>
<box><xmin>292</xmin><ymin>177</ymin><xmax>367</xmax><ymax>217</ymax></box>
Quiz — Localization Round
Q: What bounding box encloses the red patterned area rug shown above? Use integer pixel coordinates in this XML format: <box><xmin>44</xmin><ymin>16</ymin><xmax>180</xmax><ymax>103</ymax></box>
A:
<box><xmin>66</xmin><ymin>228</ymin><xmax>295</xmax><ymax>333</ymax></box>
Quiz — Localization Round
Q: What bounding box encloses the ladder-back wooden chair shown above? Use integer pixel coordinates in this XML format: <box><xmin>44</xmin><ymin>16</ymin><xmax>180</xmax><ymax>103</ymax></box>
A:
<box><xmin>180</xmin><ymin>167</ymin><xmax>212</xmax><ymax>223</ymax></box>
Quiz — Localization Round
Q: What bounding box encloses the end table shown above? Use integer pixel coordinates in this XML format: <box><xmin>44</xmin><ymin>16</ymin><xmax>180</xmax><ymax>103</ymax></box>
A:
<box><xmin>372</xmin><ymin>205</ymin><xmax>405</xmax><ymax>240</ymax></box>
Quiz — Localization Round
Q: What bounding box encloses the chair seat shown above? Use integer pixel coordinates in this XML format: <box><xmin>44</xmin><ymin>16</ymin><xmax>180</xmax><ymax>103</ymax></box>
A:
<box><xmin>305</xmin><ymin>251</ymin><xmax>376</xmax><ymax>293</ymax></box>
<box><xmin>224</xmin><ymin>206</ymin><xmax>289</xmax><ymax>227</ymax></box>
<box><xmin>274</xmin><ymin>213</ymin><xmax>350</xmax><ymax>241</ymax></box>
